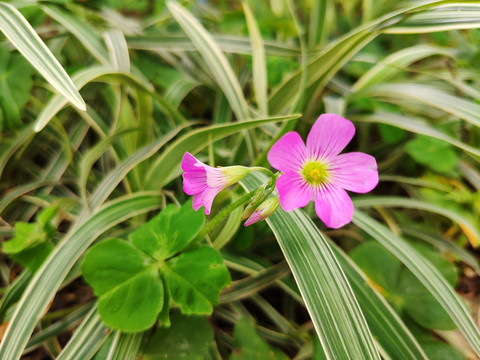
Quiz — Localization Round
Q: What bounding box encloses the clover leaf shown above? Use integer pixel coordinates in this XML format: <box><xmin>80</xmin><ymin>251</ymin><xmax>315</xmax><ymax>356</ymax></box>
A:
<box><xmin>163</xmin><ymin>246</ymin><xmax>231</xmax><ymax>314</ymax></box>
<box><xmin>81</xmin><ymin>238</ymin><xmax>163</xmax><ymax>332</ymax></box>
<box><xmin>3</xmin><ymin>206</ymin><xmax>57</xmax><ymax>271</ymax></box>
<box><xmin>130</xmin><ymin>199</ymin><xmax>204</xmax><ymax>260</ymax></box>
<box><xmin>81</xmin><ymin>201</ymin><xmax>231</xmax><ymax>332</ymax></box>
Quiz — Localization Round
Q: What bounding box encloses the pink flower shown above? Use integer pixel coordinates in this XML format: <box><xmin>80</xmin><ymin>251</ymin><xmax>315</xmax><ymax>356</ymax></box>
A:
<box><xmin>244</xmin><ymin>197</ymin><xmax>280</xmax><ymax>226</ymax></box>
<box><xmin>181</xmin><ymin>152</ymin><xmax>250</xmax><ymax>215</ymax></box>
<box><xmin>267</xmin><ymin>114</ymin><xmax>378</xmax><ymax>229</ymax></box>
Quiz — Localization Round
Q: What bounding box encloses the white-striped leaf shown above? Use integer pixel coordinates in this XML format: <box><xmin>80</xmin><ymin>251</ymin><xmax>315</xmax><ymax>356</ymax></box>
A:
<box><xmin>0</xmin><ymin>3</ymin><xmax>85</xmax><ymax>112</ymax></box>
<box><xmin>241</xmin><ymin>173</ymin><xmax>380</xmax><ymax>360</ymax></box>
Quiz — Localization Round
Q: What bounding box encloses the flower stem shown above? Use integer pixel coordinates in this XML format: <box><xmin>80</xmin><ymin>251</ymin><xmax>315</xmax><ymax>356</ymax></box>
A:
<box><xmin>195</xmin><ymin>189</ymin><xmax>257</xmax><ymax>242</ymax></box>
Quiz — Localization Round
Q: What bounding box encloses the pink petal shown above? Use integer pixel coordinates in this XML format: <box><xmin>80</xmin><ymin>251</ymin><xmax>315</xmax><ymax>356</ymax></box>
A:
<box><xmin>244</xmin><ymin>211</ymin><xmax>262</xmax><ymax>226</ymax></box>
<box><xmin>181</xmin><ymin>152</ymin><xmax>204</xmax><ymax>172</ymax></box>
<box><xmin>182</xmin><ymin>171</ymin><xmax>207</xmax><ymax>195</ymax></box>
<box><xmin>192</xmin><ymin>186</ymin><xmax>223</xmax><ymax>215</ymax></box>
<box><xmin>267</xmin><ymin>132</ymin><xmax>307</xmax><ymax>172</ymax></box>
<box><xmin>306</xmin><ymin>114</ymin><xmax>355</xmax><ymax>160</ymax></box>
<box><xmin>330</xmin><ymin>152</ymin><xmax>378</xmax><ymax>193</ymax></box>
<box><xmin>276</xmin><ymin>172</ymin><xmax>313</xmax><ymax>211</ymax></box>
<box><xmin>314</xmin><ymin>185</ymin><xmax>353</xmax><ymax>229</ymax></box>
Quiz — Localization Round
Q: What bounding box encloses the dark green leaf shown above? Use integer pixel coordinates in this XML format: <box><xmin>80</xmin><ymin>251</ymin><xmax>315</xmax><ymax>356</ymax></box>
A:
<box><xmin>143</xmin><ymin>311</ymin><xmax>214</xmax><ymax>360</ymax></box>
<box><xmin>0</xmin><ymin>44</ymin><xmax>34</xmax><ymax>130</ymax></box>
<box><xmin>420</xmin><ymin>341</ymin><xmax>465</xmax><ymax>360</ymax></box>
<box><xmin>230</xmin><ymin>317</ymin><xmax>288</xmax><ymax>360</ymax></box>
<box><xmin>405</xmin><ymin>135</ymin><xmax>458</xmax><ymax>174</ymax></box>
<box><xmin>399</xmin><ymin>269</ymin><xmax>456</xmax><ymax>330</ymax></box>
<box><xmin>350</xmin><ymin>241</ymin><xmax>402</xmax><ymax>293</ymax></box>
<box><xmin>11</xmin><ymin>241</ymin><xmax>54</xmax><ymax>272</ymax></box>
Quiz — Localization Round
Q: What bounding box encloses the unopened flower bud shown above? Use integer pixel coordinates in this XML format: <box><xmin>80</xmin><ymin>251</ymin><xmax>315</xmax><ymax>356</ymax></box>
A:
<box><xmin>241</xmin><ymin>186</ymin><xmax>268</xmax><ymax>220</ymax></box>
<box><xmin>244</xmin><ymin>197</ymin><xmax>280</xmax><ymax>226</ymax></box>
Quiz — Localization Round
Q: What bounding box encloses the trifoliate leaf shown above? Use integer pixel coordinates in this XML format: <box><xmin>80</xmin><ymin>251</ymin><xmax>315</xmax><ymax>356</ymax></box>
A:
<box><xmin>98</xmin><ymin>268</ymin><xmax>163</xmax><ymax>332</ymax></box>
<box><xmin>163</xmin><ymin>246</ymin><xmax>230</xmax><ymax>315</ymax></box>
<box><xmin>82</xmin><ymin>238</ymin><xmax>164</xmax><ymax>332</ymax></box>
<box><xmin>130</xmin><ymin>199</ymin><xmax>204</xmax><ymax>261</ymax></box>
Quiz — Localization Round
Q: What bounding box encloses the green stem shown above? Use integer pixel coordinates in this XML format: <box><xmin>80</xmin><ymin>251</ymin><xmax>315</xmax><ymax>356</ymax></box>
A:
<box><xmin>195</xmin><ymin>189</ymin><xmax>257</xmax><ymax>242</ymax></box>
<box><xmin>248</xmin><ymin>167</ymin><xmax>276</xmax><ymax>181</ymax></box>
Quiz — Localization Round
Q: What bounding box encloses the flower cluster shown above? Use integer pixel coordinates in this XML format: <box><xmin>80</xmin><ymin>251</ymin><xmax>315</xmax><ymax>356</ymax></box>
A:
<box><xmin>181</xmin><ymin>113</ymin><xmax>378</xmax><ymax>228</ymax></box>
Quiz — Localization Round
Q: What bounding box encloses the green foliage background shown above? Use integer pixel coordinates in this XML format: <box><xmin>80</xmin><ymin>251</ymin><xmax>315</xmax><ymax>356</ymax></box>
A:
<box><xmin>1</xmin><ymin>0</ymin><xmax>480</xmax><ymax>359</ymax></box>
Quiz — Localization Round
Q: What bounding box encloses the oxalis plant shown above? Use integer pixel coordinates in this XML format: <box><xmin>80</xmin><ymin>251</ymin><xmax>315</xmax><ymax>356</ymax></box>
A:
<box><xmin>2</xmin><ymin>0</ymin><xmax>480</xmax><ymax>359</ymax></box>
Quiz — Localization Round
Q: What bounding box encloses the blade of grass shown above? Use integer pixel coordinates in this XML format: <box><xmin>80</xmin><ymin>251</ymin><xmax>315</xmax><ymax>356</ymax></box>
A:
<box><xmin>353</xmin><ymin>196</ymin><xmax>480</xmax><ymax>247</ymax></box>
<box><xmin>167</xmin><ymin>1</ymin><xmax>250</xmax><ymax>121</ymax></box>
<box><xmin>359</xmin><ymin>83</ymin><xmax>480</xmax><ymax>127</ymax></box>
<box><xmin>56</xmin><ymin>306</ymin><xmax>110</xmax><ymax>360</ymax></box>
<box><xmin>0</xmin><ymin>3</ymin><xmax>85</xmax><ymax>111</ymax></box>
<box><xmin>243</xmin><ymin>1</ymin><xmax>268</xmax><ymax>115</ymax></box>
<box><xmin>352</xmin><ymin>112</ymin><xmax>480</xmax><ymax>158</ymax></box>
<box><xmin>353</xmin><ymin>211</ymin><xmax>480</xmax><ymax>358</ymax></box>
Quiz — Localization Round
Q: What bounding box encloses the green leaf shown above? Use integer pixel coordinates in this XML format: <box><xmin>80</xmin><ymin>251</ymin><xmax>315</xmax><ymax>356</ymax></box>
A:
<box><xmin>163</xmin><ymin>246</ymin><xmax>231</xmax><ymax>315</ymax></box>
<box><xmin>230</xmin><ymin>317</ymin><xmax>288</xmax><ymax>360</ymax></box>
<box><xmin>353</xmin><ymin>196</ymin><xmax>480</xmax><ymax>248</ymax></box>
<box><xmin>362</xmin><ymin>83</ymin><xmax>480</xmax><ymax>128</ymax></box>
<box><xmin>143</xmin><ymin>311</ymin><xmax>214</xmax><ymax>360</ymax></box>
<box><xmin>351</xmin><ymin>239</ymin><xmax>459</xmax><ymax>330</ymax></box>
<box><xmin>0</xmin><ymin>3</ymin><xmax>85</xmax><ymax>112</ymax></box>
<box><xmin>330</xmin><ymin>242</ymin><xmax>428</xmax><ymax>360</ymax></box>
<box><xmin>82</xmin><ymin>238</ymin><xmax>163</xmax><ymax>332</ymax></box>
<box><xmin>11</xmin><ymin>242</ymin><xmax>54</xmax><ymax>272</ymax></box>
<box><xmin>98</xmin><ymin>268</ymin><xmax>163</xmax><ymax>332</ymax></box>
<box><xmin>399</xmin><ymin>269</ymin><xmax>456</xmax><ymax>330</ymax></box>
<box><xmin>405</xmin><ymin>135</ymin><xmax>458</xmax><ymax>174</ymax></box>
<box><xmin>420</xmin><ymin>341</ymin><xmax>466</xmax><ymax>360</ymax></box>
<box><xmin>0</xmin><ymin>44</ymin><xmax>34</xmax><ymax>130</ymax></box>
<box><xmin>353</xmin><ymin>112</ymin><xmax>480</xmax><ymax>158</ymax></box>
<box><xmin>3</xmin><ymin>222</ymin><xmax>45</xmax><ymax>254</ymax></box>
<box><xmin>384</xmin><ymin>4</ymin><xmax>480</xmax><ymax>34</ymax></box>
<box><xmin>352</xmin><ymin>44</ymin><xmax>456</xmax><ymax>92</ymax></box>
<box><xmin>130</xmin><ymin>201</ymin><xmax>205</xmax><ymax>260</ymax></box>
<box><xmin>378</xmin><ymin>124</ymin><xmax>406</xmax><ymax>144</ymax></box>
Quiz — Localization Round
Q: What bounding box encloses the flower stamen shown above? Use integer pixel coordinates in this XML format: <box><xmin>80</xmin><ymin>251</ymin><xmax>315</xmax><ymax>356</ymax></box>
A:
<box><xmin>302</xmin><ymin>161</ymin><xmax>329</xmax><ymax>186</ymax></box>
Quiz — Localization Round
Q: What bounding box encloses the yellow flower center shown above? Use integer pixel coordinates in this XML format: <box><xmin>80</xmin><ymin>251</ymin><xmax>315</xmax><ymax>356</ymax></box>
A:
<box><xmin>302</xmin><ymin>161</ymin><xmax>329</xmax><ymax>186</ymax></box>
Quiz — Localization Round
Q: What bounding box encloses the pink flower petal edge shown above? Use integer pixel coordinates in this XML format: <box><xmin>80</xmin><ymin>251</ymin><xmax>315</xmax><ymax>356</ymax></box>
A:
<box><xmin>267</xmin><ymin>132</ymin><xmax>306</xmax><ymax>172</ymax></box>
<box><xmin>181</xmin><ymin>152</ymin><xmax>227</xmax><ymax>215</ymax></box>
<box><xmin>306</xmin><ymin>113</ymin><xmax>355</xmax><ymax>160</ymax></box>
<box><xmin>181</xmin><ymin>152</ymin><xmax>251</xmax><ymax>215</ymax></box>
